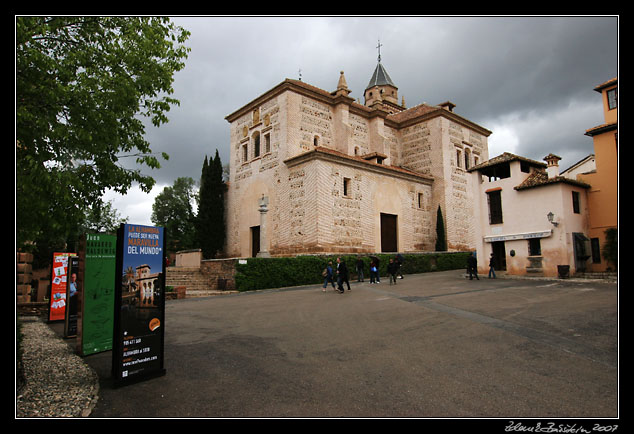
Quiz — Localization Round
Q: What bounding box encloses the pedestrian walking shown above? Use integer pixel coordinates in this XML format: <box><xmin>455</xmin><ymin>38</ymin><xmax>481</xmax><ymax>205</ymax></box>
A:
<box><xmin>370</xmin><ymin>261</ymin><xmax>377</xmax><ymax>283</ymax></box>
<box><xmin>467</xmin><ymin>252</ymin><xmax>479</xmax><ymax>280</ymax></box>
<box><xmin>356</xmin><ymin>256</ymin><xmax>365</xmax><ymax>282</ymax></box>
<box><xmin>322</xmin><ymin>261</ymin><xmax>336</xmax><ymax>291</ymax></box>
<box><xmin>370</xmin><ymin>256</ymin><xmax>381</xmax><ymax>283</ymax></box>
<box><xmin>387</xmin><ymin>258</ymin><xmax>398</xmax><ymax>285</ymax></box>
<box><xmin>370</xmin><ymin>261</ymin><xmax>380</xmax><ymax>283</ymax></box>
<box><xmin>488</xmin><ymin>253</ymin><xmax>496</xmax><ymax>279</ymax></box>
<box><xmin>336</xmin><ymin>257</ymin><xmax>351</xmax><ymax>293</ymax></box>
<box><xmin>395</xmin><ymin>253</ymin><xmax>404</xmax><ymax>279</ymax></box>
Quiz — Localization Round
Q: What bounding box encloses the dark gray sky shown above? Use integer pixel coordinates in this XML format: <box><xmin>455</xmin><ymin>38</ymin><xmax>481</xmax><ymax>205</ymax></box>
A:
<box><xmin>106</xmin><ymin>15</ymin><xmax>618</xmax><ymax>225</ymax></box>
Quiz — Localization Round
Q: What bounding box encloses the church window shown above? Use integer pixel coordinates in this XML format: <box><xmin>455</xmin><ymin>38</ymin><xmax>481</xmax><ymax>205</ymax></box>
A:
<box><xmin>464</xmin><ymin>148</ymin><xmax>471</xmax><ymax>169</ymax></box>
<box><xmin>253</xmin><ymin>131</ymin><xmax>260</xmax><ymax>158</ymax></box>
<box><xmin>242</xmin><ymin>143</ymin><xmax>248</xmax><ymax>163</ymax></box>
<box><xmin>314</xmin><ymin>135</ymin><xmax>319</xmax><ymax>147</ymax></box>
<box><xmin>343</xmin><ymin>177</ymin><xmax>351</xmax><ymax>197</ymax></box>
<box><xmin>264</xmin><ymin>133</ymin><xmax>271</xmax><ymax>154</ymax></box>
<box><xmin>417</xmin><ymin>193</ymin><xmax>424</xmax><ymax>209</ymax></box>
<box><xmin>456</xmin><ymin>149</ymin><xmax>462</xmax><ymax>168</ymax></box>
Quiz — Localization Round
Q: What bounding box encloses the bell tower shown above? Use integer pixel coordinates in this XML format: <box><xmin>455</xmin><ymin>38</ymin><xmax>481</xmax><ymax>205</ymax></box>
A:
<box><xmin>363</xmin><ymin>40</ymin><xmax>401</xmax><ymax>112</ymax></box>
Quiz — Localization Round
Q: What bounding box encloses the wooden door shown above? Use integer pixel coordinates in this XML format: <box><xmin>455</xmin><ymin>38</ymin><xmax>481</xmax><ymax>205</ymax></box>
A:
<box><xmin>380</xmin><ymin>213</ymin><xmax>398</xmax><ymax>253</ymax></box>
<box><xmin>251</xmin><ymin>226</ymin><xmax>260</xmax><ymax>258</ymax></box>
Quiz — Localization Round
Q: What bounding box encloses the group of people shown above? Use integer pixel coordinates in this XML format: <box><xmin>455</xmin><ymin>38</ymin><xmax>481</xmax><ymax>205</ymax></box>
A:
<box><xmin>322</xmin><ymin>254</ymin><xmax>404</xmax><ymax>293</ymax></box>
<box><xmin>466</xmin><ymin>252</ymin><xmax>497</xmax><ymax>280</ymax></box>
<box><xmin>323</xmin><ymin>252</ymin><xmax>497</xmax><ymax>291</ymax></box>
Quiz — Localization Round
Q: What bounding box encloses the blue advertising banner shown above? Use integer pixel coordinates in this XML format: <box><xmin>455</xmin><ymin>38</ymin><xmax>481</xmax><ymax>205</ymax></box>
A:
<box><xmin>112</xmin><ymin>223</ymin><xmax>166</xmax><ymax>386</ymax></box>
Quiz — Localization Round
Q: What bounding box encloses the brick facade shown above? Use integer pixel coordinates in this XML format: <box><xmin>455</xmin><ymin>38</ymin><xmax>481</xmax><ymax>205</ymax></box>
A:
<box><xmin>224</xmin><ymin>67</ymin><xmax>491</xmax><ymax>258</ymax></box>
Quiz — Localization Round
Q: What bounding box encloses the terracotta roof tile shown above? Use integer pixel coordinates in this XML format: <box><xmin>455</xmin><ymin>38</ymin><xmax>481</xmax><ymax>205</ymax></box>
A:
<box><xmin>468</xmin><ymin>152</ymin><xmax>546</xmax><ymax>172</ymax></box>
<box><xmin>514</xmin><ymin>169</ymin><xmax>590</xmax><ymax>190</ymax></box>
<box><xmin>386</xmin><ymin>103</ymin><xmax>439</xmax><ymax>123</ymax></box>
<box><xmin>285</xmin><ymin>146</ymin><xmax>434</xmax><ymax>182</ymax></box>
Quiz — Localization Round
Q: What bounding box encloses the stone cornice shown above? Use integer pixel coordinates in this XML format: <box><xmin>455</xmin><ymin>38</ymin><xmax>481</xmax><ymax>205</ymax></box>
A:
<box><xmin>386</xmin><ymin>106</ymin><xmax>492</xmax><ymax>137</ymax></box>
<box><xmin>284</xmin><ymin>146</ymin><xmax>434</xmax><ymax>185</ymax></box>
<box><xmin>225</xmin><ymin>78</ymin><xmax>492</xmax><ymax>138</ymax></box>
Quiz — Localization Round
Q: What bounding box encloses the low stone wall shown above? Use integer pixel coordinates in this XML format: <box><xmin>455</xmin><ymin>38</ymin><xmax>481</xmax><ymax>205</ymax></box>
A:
<box><xmin>165</xmin><ymin>286</ymin><xmax>187</xmax><ymax>300</ymax></box>
<box><xmin>175</xmin><ymin>249</ymin><xmax>202</xmax><ymax>267</ymax></box>
<box><xmin>200</xmin><ymin>258</ymin><xmax>239</xmax><ymax>291</ymax></box>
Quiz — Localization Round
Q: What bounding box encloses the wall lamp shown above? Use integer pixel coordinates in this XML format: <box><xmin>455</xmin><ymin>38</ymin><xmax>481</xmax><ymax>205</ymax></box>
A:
<box><xmin>547</xmin><ymin>212</ymin><xmax>559</xmax><ymax>227</ymax></box>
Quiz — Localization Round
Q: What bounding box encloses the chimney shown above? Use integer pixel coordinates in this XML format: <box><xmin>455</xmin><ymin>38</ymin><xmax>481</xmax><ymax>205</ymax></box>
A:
<box><xmin>543</xmin><ymin>153</ymin><xmax>562</xmax><ymax>178</ymax></box>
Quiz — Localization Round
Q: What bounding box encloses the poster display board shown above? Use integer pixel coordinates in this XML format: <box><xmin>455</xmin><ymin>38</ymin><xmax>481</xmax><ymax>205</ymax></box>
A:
<box><xmin>64</xmin><ymin>256</ymin><xmax>80</xmax><ymax>338</ymax></box>
<box><xmin>48</xmin><ymin>252</ymin><xmax>76</xmax><ymax>322</ymax></box>
<box><xmin>78</xmin><ymin>233</ymin><xmax>117</xmax><ymax>356</ymax></box>
<box><xmin>112</xmin><ymin>224</ymin><xmax>166</xmax><ymax>386</ymax></box>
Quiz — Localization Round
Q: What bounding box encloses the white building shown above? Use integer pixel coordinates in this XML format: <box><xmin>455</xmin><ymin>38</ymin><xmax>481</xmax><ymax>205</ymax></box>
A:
<box><xmin>469</xmin><ymin>152</ymin><xmax>592</xmax><ymax>277</ymax></box>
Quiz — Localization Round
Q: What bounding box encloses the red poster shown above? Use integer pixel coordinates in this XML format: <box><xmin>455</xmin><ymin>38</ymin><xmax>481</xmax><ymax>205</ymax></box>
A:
<box><xmin>48</xmin><ymin>252</ymin><xmax>76</xmax><ymax>322</ymax></box>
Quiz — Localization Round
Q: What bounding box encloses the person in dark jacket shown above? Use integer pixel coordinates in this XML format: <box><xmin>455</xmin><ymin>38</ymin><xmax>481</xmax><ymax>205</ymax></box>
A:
<box><xmin>395</xmin><ymin>253</ymin><xmax>404</xmax><ymax>279</ymax></box>
<box><xmin>336</xmin><ymin>257</ymin><xmax>350</xmax><ymax>293</ymax></box>
<box><xmin>387</xmin><ymin>258</ymin><xmax>398</xmax><ymax>285</ymax></box>
<box><xmin>467</xmin><ymin>253</ymin><xmax>479</xmax><ymax>280</ymax></box>
<box><xmin>369</xmin><ymin>260</ymin><xmax>379</xmax><ymax>284</ymax></box>
<box><xmin>488</xmin><ymin>253</ymin><xmax>496</xmax><ymax>279</ymax></box>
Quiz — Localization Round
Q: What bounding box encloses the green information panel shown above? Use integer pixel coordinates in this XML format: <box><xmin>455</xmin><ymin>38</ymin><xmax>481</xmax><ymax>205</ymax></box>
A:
<box><xmin>80</xmin><ymin>233</ymin><xmax>117</xmax><ymax>356</ymax></box>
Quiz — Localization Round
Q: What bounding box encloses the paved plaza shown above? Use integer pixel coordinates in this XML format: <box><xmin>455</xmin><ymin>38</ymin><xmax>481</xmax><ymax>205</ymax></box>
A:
<box><xmin>77</xmin><ymin>270</ymin><xmax>618</xmax><ymax>419</ymax></box>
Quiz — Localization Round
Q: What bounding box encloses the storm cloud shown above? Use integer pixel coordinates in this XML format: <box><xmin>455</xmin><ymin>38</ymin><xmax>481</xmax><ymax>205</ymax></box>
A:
<box><xmin>107</xmin><ymin>16</ymin><xmax>618</xmax><ymax>224</ymax></box>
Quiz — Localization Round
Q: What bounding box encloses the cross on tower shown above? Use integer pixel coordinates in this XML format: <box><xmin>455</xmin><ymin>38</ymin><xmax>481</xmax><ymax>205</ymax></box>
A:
<box><xmin>376</xmin><ymin>39</ymin><xmax>382</xmax><ymax>63</ymax></box>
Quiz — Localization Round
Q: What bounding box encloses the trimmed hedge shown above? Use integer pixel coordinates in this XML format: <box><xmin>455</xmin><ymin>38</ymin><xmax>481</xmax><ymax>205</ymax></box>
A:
<box><xmin>234</xmin><ymin>252</ymin><xmax>471</xmax><ymax>292</ymax></box>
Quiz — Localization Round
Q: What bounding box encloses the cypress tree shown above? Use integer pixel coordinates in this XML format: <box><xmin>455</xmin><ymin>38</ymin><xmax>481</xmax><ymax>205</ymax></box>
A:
<box><xmin>435</xmin><ymin>205</ymin><xmax>447</xmax><ymax>252</ymax></box>
<box><xmin>197</xmin><ymin>150</ymin><xmax>226</xmax><ymax>258</ymax></box>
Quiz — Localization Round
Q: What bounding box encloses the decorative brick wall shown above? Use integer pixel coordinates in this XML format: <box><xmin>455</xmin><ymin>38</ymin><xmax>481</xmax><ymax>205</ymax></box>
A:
<box><xmin>224</xmin><ymin>79</ymin><xmax>489</xmax><ymax>258</ymax></box>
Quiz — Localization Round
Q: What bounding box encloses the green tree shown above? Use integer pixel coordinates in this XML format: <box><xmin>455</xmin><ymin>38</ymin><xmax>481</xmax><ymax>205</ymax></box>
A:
<box><xmin>79</xmin><ymin>200</ymin><xmax>128</xmax><ymax>234</ymax></box>
<box><xmin>151</xmin><ymin>177</ymin><xmax>197</xmax><ymax>252</ymax></box>
<box><xmin>435</xmin><ymin>205</ymin><xmax>447</xmax><ymax>252</ymax></box>
<box><xmin>602</xmin><ymin>228</ymin><xmax>618</xmax><ymax>270</ymax></box>
<box><xmin>16</xmin><ymin>17</ymin><xmax>190</xmax><ymax>252</ymax></box>
<box><xmin>197</xmin><ymin>150</ymin><xmax>226</xmax><ymax>258</ymax></box>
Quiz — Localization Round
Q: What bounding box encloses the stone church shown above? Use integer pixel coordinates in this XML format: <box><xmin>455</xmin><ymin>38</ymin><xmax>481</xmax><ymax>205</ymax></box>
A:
<box><xmin>224</xmin><ymin>58</ymin><xmax>491</xmax><ymax>258</ymax></box>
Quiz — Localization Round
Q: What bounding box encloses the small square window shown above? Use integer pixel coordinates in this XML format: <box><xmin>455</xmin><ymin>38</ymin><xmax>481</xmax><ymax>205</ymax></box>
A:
<box><xmin>528</xmin><ymin>238</ymin><xmax>541</xmax><ymax>256</ymax></box>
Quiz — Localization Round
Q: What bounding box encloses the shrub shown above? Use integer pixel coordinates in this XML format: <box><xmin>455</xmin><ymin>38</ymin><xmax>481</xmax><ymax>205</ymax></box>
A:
<box><xmin>234</xmin><ymin>252</ymin><xmax>470</xmax><ymax>292</ymax></box>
